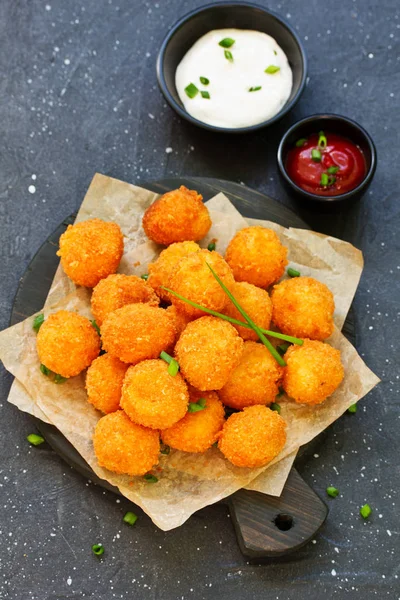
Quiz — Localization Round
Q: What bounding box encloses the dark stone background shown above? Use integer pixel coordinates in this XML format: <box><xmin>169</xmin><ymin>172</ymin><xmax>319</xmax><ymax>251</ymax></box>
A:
<box><xmin>0</xmin><ymin>1</ymin><xmax>398</xmax><ymax>599</ymax></box>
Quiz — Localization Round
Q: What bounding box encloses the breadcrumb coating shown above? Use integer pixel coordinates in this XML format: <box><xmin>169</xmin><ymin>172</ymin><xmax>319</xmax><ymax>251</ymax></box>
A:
<box><xmin>271</xmin><ymin>276</ymin><xmax>335</xmax><ymax>340</ymax></box>
<box><xmin>218</xmin><ymin>405</ymin><xmax>287</xmax><ymax>468</ymax></box>
<box><xmin>93</xmin><ymin>411</ymin><xmax>160</xmax><ymax>476</ymax></box>
<box><xmin>121</xmin><ymin>359</ymin><xmax>189</xmax><ymax>429</ymax></box>
<box><xmin>36</xmin><ymin>310</ymin><xmax>100</xmax><ymax>378</ymax></box>
<box><xmin>165</xmin><ymin>305</ymin><xmax>196</xmax><ymax>339</ymax></box>
<box><xmin>86</xmin><ymin>353</ymin><xmax>128</xmax><ymax>414</ymax></box>
<box><xmin>225</xmin><ymin>226</ymin><xmax>288</xmax><ymax>288</ymax></box>
<box><xmin>57</xmin><ymin>218</ymin><xmax>124</xmax><ymax>287</ymax></box>
<box><xmin>283</xmin><ymin>339</ymin><xmax>344</xmax><ymax>404</ymax></box>
<box><xmin>142</xmin><ymin>186</ymin><xmax>212</xmax><ymax>245</ymax></box>
<box><xmin>148</xmin><ymin>241</ymin><xmax>200</xmax><ymax>302</ymax></box>
<box><xmin>223</xmin><ymin>281</ymin><xmax>273</xmax><ymax>341</ymax></box>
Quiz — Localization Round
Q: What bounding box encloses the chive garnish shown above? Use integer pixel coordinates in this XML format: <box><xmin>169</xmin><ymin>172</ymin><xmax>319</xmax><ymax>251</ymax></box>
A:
<box><xmin>219</xmin><ymin>38</ymin><xmax>235</xmax><ymax>48</ymax></box>
<box><xmin>27</xmin><ymin>433</ymin><xmax>45</xmax><ymax>446</ymax></box>
<box><xmin>188</xmin><ymin>398</ymin><xmax>207</xmax><ymax>413</ymax></box>
<box><xmin>360</xmin><ymin>504</ymin><xmax>372</xmax><ymax>519</ymax></box>
<box><xmin>40</xmin><ymin>363</ymin><xmax>51</xmax><ymax>376</ymax></box>
<box><xmin>207</xmin><ymin>241</ymin><xmax>216</xmax><ymax>251</ymax></box>
<box><xmin>160</xmin><ymin>350</ymin><xmax>173</xmax><ymax>364</ymax></box>
<box><xmin>296</xmin><ymin>138</ymin><xmax>307</xmax><ymax>147</ymax></box>
<box><xmin>33</xmin><ymin>313</ymin><xmax>45</xmax><ymax>333</ymax></box>
<box><xmin>144</xmin><ymin>474</ymin><xmax>158</xmax><ymax>483</ymax></box>
<box><xmin>141</xmin><ymin>274</ymin><xmax>149</xmax><ymax>280</ymax></box>
<box><xmin>184</xmin><ymin>83</ymin><xmax>199</xmax><ymax>99</ymax></box>
<box><xmin>287</xmin><ymin>267</ymin><xmax>300</xmax><ymax>277</ymax></box>
<box><xmin>200</xmin><ymin>76</ymin><xmax>210</xmax><ymax>85</ymax></box>
<box><xmin>318</xmin><ymin>131</ymin><xmax>327</xmax><ymax>149</ymax></box>
<box><xmin>277</xmin><ymin>342</ymin><xmax>291</xmax><ymax>355</ymax></box>
<box><xmin>311</xmin><ymin>148</ymin><xmax>322</xmax><ymax>162</ymax></box>
<box><xmin>160</xmin><ymin>444</ymin><xmax>170</xmax><ymax>455</ymax></box>
<box><xmin>54</xmin><ymin>374</ymin><xmax>67</xmax><ymax>384</ymax></box>
<box><xmin>327</xmin><ymin>165</ymin><xmax>340</xmax><ymax>174</ymax></box>
<box><xmin>123</xmin><ymin>511</ymin><xmax>138</xmax><ymax>526</ymax></box>
<box><xmin>91</xmin><ymin>320</ymin><xmax>101</xmax><ymax>335</ymax></box>
<box><xmin>326</xmin><ymin>486</ymin><xmax>339</xmax><ymax>498</ymax></box>
<box><xmin>265</xmin><ymin>65</ymin><xmax>280</xmax><ymax>74</ymax></box>
<box><xmin>224</xmin><ymin>50</ymin><xmax>233</xmax><ymax>62</ymax></box>
<box><xmin>320</xmin><ymin>173</ymin><xmax>329</xmax><ymax>186</ymax></box>
<box><xmin>270</xmin><ymin>403</ymin><xmax>281</xmax><ymax>414</ymax></box>
<box><xmin>201</xmin><ymin>90</ymin><xmax>210</xmax><ymax>99</ymax></box>
<box><xmin>92</xmin><ymin>543</ymin><xmax>104</xmax><ymax>556</ymax></box>
<box><xmin>167</xmin><ymin>358</ymin><xmax>180</xmax><ymax>376</ymax></box>
<box><xmin>249</xmin><ymin>86</ymin><xmax>262</xmax><ymax>92</ymax></box>
<box><xmin>273</xmin><ymin>50</ymin><xmax>277</xmax><ymax>56</ymax></box>
<box><xmin>348</xmin><ymin>403</ymin><xmax>357</xmax><ymax>413</ymax></box>
<box><xmin>328</xmin><ymin>175</ymin><xmax>336</xmax><ymax>186</ymax></box>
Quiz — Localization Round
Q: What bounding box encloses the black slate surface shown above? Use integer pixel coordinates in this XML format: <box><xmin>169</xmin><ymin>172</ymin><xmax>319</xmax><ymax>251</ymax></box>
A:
<box><xmin>0</xmin><ymin>1</ymin><xmax>399</xmax><ymax>599</ymax></box>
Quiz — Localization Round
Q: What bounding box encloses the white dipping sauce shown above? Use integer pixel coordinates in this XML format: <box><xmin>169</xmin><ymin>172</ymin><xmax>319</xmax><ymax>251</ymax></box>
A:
<box><xmin>176</xmin><ymin>29</ymin><xmax>293</xmax><ymax>129</ymax></box>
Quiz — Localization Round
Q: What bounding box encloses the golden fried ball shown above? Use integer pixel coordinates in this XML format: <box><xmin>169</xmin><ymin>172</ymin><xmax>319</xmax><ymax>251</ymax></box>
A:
<box><xmin>101</xmin><ymin>304</ymin><xmax>176</xmax><ymax>364</ymax></box>
<box><xmin>121</xmin><ymin>359</ymin><xmax>189</xmax><ymax>429</ymax></box>
<box><xmin>86</xmin><ymin>353</ymin><xmax>128</xmax><ymax>414</ymax></box>
<box><xmin>271</xmin><ymin>276</ymin><xmax>335</xmax><ymax>341</ymax></box>
<box><xmin>36</xmin><ymin>310</ymin><xmax>100</xmax><ymax>378</ymax></box>
<box><xmin>219</xmin><ymin>341</ymin><xmax>283</xmax><ymax>410</ymax></box>
<box><xmin>223</xmin><ymin>281</ymin><xmax>273</xmax><ymax>341</ymax></box>
<box><xmin>283</xmin><ymin>339</ymin><xmax>344</xmax><ymax>405</ymax></box>
<box><xmin>175</xmin><ymin>316</ymin><xmax>244</xmax><ymax>391</ymax></box>
<box><xmin>169</xmin><ymin>250</ymin><xmax>235</xmax><ymax>318</ymax></box>
<box><xmin>91</xmin><ymin>274</ymin><xmax>159</xmax><ymax>326</ymax></box>
<box><xmin>93</xmin><ymin>411</ymin><xmax>160</xmax><ymax>476</ymax></box>
<box><xmin>165</xmin><ymin>305</ymin><xmax>195</xmax><ymax>338</ymax></box>
<box><xmin>57</xmin><ymin>218</ymin><xmax>124</xmax><ymax>287</ymax></box>
<box><xmin>218</xmin><ymin>405</ymin><xmax>287</xmax><ymax>468</ymax></box>
<box><xmin>142</xmin><ymin>186</ymin><xmax>212</xmax><ymax>246</ymax></box>
<box><xmin>161</xmin><ymin>388</ymin><xmax>225</xmax><ymax>453</ymax></box>
<box><xmin>147</xmin><ymin>241</ymin><xmax>200</xmax><ymax>302</ymax></box>
<box><xmin>225</xmin><ymin>226</ymin><xmax>288</xmax><ymax>288</ymax></box>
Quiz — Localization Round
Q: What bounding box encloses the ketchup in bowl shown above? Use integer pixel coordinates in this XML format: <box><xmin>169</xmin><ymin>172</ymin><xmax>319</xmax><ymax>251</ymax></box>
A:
<box><xmin>285</xmin><ymin>131</ymin><xmax>367</xmax><ymax>196</ymax></box>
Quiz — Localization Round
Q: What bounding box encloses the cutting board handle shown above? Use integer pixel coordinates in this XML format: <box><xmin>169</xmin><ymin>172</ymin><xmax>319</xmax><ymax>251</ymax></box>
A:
<box><xmin>229</xmin><ymin>468</ymin><xmax>328</xmax><ymax>559</ymax></box>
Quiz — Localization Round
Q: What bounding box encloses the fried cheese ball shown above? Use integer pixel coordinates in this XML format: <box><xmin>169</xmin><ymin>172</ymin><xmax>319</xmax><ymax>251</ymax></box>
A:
<box><xmin>283</xmin><ymin>339</ymin><xmax>344</xmax><ymax>405</ymax></box>
<box><xmin>175</xmin><ymin>316</ymin><xmax>244</xmax><ymax>391</ymax></box>
<box><xmin>271</xmin><ymin>276</ymin><xmax>335</xmax><ymax>341</ymax></box>
<box><xmin>219</xmin><ymin>341</ymin><xmax>283</xmax><ymax>409</ymax></box>
<box><xmin>121</xmin><ymin>359</ymin><xmax>189</xmax><ymax>429</ymax></box>
<box><xmin>93</xmin><ymin>411</ymin><xmax>160</xmax><ymax>476</ymax></box>
<box><xmin>165</xmin><ymin>305</ymin><xmax>195</xmax><ymax>338</ymax></box>
<box><xmin>225</xmin><ymin>226</ymin><xmax>288</xmax><ymax>288</ymax></box>
<box><xmin>223</xmin><ymin>281</ymin><xmax>273</xmax><ymax>341</ymax></box>
<box><xmin>91</xmin><ymin>274</ymin><xmax>159</xmax><ymax>326</ymax></box>
<box><xmin>142</xmin><ymin>186</ymin><xmax>212</xmax><ymax>245</ymax></box>
<box><xmin>36</xmin><ymin>310</ymin><xmax>100</xmax><ymax>378</ymax></box>
<box><xmin>57</xmin><ymin>218</ymin><xmax>124</xmax><ymax>287</ymax></box>
<box><xmin>86</xmin><ymin>353</ymin><xmax>128</xmax><ymax>414</ymax></box>
<box><xmin>169</xmin><ymin>250</ymin><xmax>235</xmax><ymax>318</ymax></box>
<box><xmin>147</xmin><ymin>241</ymin><xmax>200</xmax><ymax>302</ymax></box>
<box><xmin>161</xmin><ymin>389</ymin><xmax>225</xmax><ymax>453</ymax></box>
<box><xmin>218</xmin><ymin>405</ymin><xmax>287</xmax><ymax>468</ymax></box>
<box><xmin>101</xmin><ymin>304</ymin><xmax>176</xmax><ymax>364</ymax></box>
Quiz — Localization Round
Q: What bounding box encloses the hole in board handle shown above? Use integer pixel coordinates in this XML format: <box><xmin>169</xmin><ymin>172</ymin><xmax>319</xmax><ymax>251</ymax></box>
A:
<box><xmin>274</xmin><ymin>513</ymin><xmax>294</xmax><ymax>531</ymax></box>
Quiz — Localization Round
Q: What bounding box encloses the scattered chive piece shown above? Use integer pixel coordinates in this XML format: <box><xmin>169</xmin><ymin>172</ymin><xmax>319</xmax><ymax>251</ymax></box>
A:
<box><xmin>188</xmin><ymin>399</ymin><xmax>207</xmax><ymax>413</ymax></box>
<box><xmin>54</xmin><ymin>374</ymin><xmax>67</xmax><ymax>384</ymax></box>
<box><xmin>277</xmin><ymin>342</ymin><xmax>291</xmax><ymax>355</ymax></box>
<box><xmin>318</xmin><ymin>130</ymin><xmax>327</xmax><ymax>149</ymax></box>
<box><xmin>273</xmin><ymin>50</ymin><xmax>278</xmax><ymax>56</ymax></box>
<box><xmin>27</xmin><ymin>433</ymin><xmax>45</xmax><ymax>446</ymax></box>
<box><xmin>296</xmin><ymin>138</ymin><xmax>307</xmax><ymax>147</ymax></box>
<box><xmin>219</xmin><ymin>37</ymin><xmax>235</xmax><ymax>48</ymax></box>
<box><xmin>212</xmin><ymin>441</ymin><xmax>218</xmax><ymax>447</ymax></box>
<box><xmin>167</xmin><ymin>358</ymin><xmax>180</xmax><ymax>377</ymax></box>
<box><xmin>200</xmin><ymin>76</ymin><xmax>209</xmax><ymax>85</ymax></box>
<box><xmin>201</xmin><ymin>90</ymin><xmax>210</xmax><ymax>99</ymax></box>
<box><xmin>249</xmin><ymin>86</ymin><xmax>262</xmax><ymax>92</ymax></box>
<box><xmin>270</xmin><ymin>403</ymin><xmax>281</xmax><ymax>414</ymax></box>
<box><xmin>144</xmin><ymin>474</ymin><xmax>158</xmax><ymax>483</ymax></box>
<box><xmin>162</xmin><ymin>286</ymin><xmax>303</xmax><ymax>345</ymax></box>
<box><xmin>287</xmin><ymin>267</ymin><xmax>300</xmax><ymax>277</ymax></box>
<box><xmin>347</xmin><ymin>403</ymin><xmax>357</xmax><ymax>413</ymax></box>
<box><xmin>311</xmin><ymin>148</ymin><xmax>322</xmax><ymax>162</ymax></box>
<box><xmin>327</xmin><ymin>165</ymin><xmax>340</xmax><ymax>174</ymax></box>
<box><xmin>207</xmin><ymin>241</ymin><xmax>216</xmax><ymax>251</ymax></box>
<box><xmin>326</xmin><ymin>486</ymin><xmax>339</xmax><ymax>498</ymax></box>
<box><xmin>328</xmin><ymin>175</ymin><xmax>337</xmax><ymax>186</ymax></box>
<box><xmin>141</xmin><ymin>274</ymin><xmax>149</xmax><ymax>280</ymax></box>
<box><xmin>224</xmin><ymin>50</ymin><xmax>233</xmax><ymax>62</ymax></box>
<box><xmin>123</xmin><ymin>511</ymin><xmax>138</xmax><ymax>526</ymax></box>
<box><xmin>160</xmin><ymin>350</ymin><xmax>173</xmax><ymax>364</ymax></box>
<box><xmin>91</xmin><ymin>320</ymin><xmax>101</xmax><ymax>335</ymax></box>
<box><xmin>184</xmin><ymin>83</ymin><xmax>199</xmax><ymax>99</ymax></box>
<box><xmin>320</xmin><ymin>173</ymin><xmax>329</xmax><ymax>186</ymax></box>
<box><xmin>360</xmin><ymin>504</ymin><xmax>372</xmax><ymax>519</ymax></box>
<box><xmin>265</xmin><ymin>65</ymin><xmax>280</xmax><ymax>74</ymax></box>
<box><xmin>33</xmin><ymin>313</ymin><xmax>45</xmax><ymax>333</ymax></box>
<box><xmin>92</xmin><ymin>543</ymin><xmax>104</xmax><ymax>556</ymax></box>
<box><xmin>160</xmin><ymin>444</ymin><xmax>170</xmax><ymax>455</ymax></box>
<box><xmin>40</xmin><ymin>363</ymin><xmax>51</xmax><ymax>376</ymax></box>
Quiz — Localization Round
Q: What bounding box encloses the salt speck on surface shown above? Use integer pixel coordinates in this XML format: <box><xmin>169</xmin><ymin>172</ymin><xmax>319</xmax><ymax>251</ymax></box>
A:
<box><xmin>45</xmin><ymin>4</ymin><xmax>51</xmax><ymax>10</ymax></box>
<box><xmin>31</xmin><ymin>174</ymin><xmax>36</xmax><ymax>180</ymax></box>
<box><xmin>28</xmin><ymin>185</ymin><xmax>36</xmax><ymax>194</ymax></box>
<box><xmin>67</xmin><ymin>577</ymin><xmax>72</xmax><ymax>586</ymax></box>
<box><xmin>165</xmin><ymin>147</ymin><xmax>173</xmax><ymax>154</ymax></box>
<box><xmin>64</xmin><ymin>58</ymin><xmax>70</xmax><ymax>65</ymax></box>
<box><xmin>331</xmin><ymin>569</ymin><xmax>337</xmax><ymax>576</ymax></box>
<box><xmin>148</xmin><ymin>113</ymin><xmax>155</xmax><ymax>119</ymax></box>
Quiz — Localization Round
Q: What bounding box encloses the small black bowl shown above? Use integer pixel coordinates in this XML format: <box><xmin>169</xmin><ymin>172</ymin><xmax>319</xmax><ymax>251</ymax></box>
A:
<box><xmin>156</xmin><ymin>2</ymin><xmax>307</xmax><ymax>133</ymax></box>
<box><xmin>277</xmin><ymin>114</ymin><xmax>377</xmax><ymax>204</ymax></box>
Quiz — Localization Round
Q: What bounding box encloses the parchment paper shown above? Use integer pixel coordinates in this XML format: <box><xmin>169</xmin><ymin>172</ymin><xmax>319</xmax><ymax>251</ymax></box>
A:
<box><xmin>0</xmin><ymin>174</ymin><xmax>379</xmax><ymax>529</ymax></box>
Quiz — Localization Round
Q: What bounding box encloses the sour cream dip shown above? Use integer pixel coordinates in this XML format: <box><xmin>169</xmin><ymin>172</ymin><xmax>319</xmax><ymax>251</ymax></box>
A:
<box><xmin>176</xmin><ymin>29</ymin><xmax>293</xmax><ymax>129</ymax></box>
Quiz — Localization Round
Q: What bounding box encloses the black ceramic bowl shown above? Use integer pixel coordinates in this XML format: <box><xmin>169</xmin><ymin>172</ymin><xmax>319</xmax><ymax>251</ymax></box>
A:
<box><xmin>156</xmin><ymin>2</ymin><xmax>307</xmax><ymax>133</ymax></box>
<box><xmin>277</xmin><ymin>114</ymin><xmax>377</xmax><ymax>204</ymax></box>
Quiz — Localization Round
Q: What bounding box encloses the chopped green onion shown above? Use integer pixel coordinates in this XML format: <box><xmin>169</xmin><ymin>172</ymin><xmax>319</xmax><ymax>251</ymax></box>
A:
<box><xmin>207</xmin><ymin>241</ymin><xmax>216</xmax><ymax>251</ymax></box>
<box><xmin>200</xmin><ymin>90</ymin><xmax>210</xmax><ymax>99</ymax></box>
<box><xmin>188</xmin><ymin>398</ymin><xmax>207</xmax><ymax>413</ymax></box>
<box><xmin>54</xmin><ymin>374</ymin><xmax>67</xmax><ymax>384</ymax></box>
<box><xmin>318</xmin><ymin>131</ymin><xmax>327</xmax><ymax>149</ymax></box>
<box><xmin>249</xmin><ymin>86</ymin><xmax>262</xmax><ymax>92</ymax></box>
<box><xmin>287</xmin><ymin>267</ymin><xmax>301</xmax><ymax>277</ymax></box>
<box><xmin>327</xmin><ymin>165</ymin><xmax>340</xmax><ymax>174</ymax></box>
<box><xmin>160</xmin><ymin>444</ymin><xmax>170</xmax><ymax>455</ymax></box>
<box><xmin>311</xmin><ymin>148</ymin><xmax>322</xmax><ymax>162</ymax></box>
<box><xmin>219</xmin><ymin>37</ymin><xmax>235</xmax><ymax>48</ymax></box>
<box><xmin>320</xmin><ymin>173</ymin><xmax>329</xmax><ymax>186</ymax></box>
<box><xmin>273</xmin><ymin>50</ymin><xmax>277</xmax><ymax>56</ymax></box>
<box><xmin>167</xmin><ymin>358</ymin><xmax>180</xmax><ymax>377</ymax></box>
<box><xmin>212</xmin><ymin>441</ymin><xmax>218</xmax><ymax>447</ymax></box>
<box><xmin>200</xmin><ymin>76</ymin><xmax>209</xmax><ymax>85</ymax></box>
<box><xmin>277</xmin><ymin>386</ymin><xmax>285</xmax><ymax>398</ymax></box>
<box><xmin>141</xmin><ymin>274</ymin><xmax>149</xmax><ymax>280</ymax></box>
<box><xmin>144</xmin><ymin>474</ymin><xmax>158</xmax><ymax>483</ymax></box>
<box><xmin>270</xmin><ymin>403</ymin><xmax>281</xmax><ymax>414</ymax></box>
<box><xmin>347</xmin><ymin>403</ymin><xmax>357</xmax><ymax>413</ymax></box>
<box><xmin>123</xmin><ymin>511</ymin><xmax>138</xmax><ymax>526</ymax></box>
<box><xmin>40</xmin><ymin>363</ymin><xmax>51</xmax><ymax>376</ymax></box>
<box><xmin>360</xmin><ymin>504</ymin><xmax>372</xmax><ymax>519</ymax></box>
<box><xmin>326</xmin><ymin>486</ymin><xmax>339</xmax><ymax>498</ymax></box>
<box><xmin>296</xmin><ymin>138</ymin><xmax>307</xmax><ymax>147</ymax></box>
<box><xmin>92</xmin><ymin>543</ymin><xmax>104</xmax><ymax>556</ymax></box>
<box><xmin>277</xmin><ymin>342</ymin><xmax>291</xmax><ymax>355</ymax></box>
<box><xmin>328</xmin><ymin>175</ymin><xmax>337</xmax><ymax>186</ymax></box>
<box><xmin>91</xmin><ymin>320</ymin><xmax>101</xmax><ymax>335</ymax></box>
<box><xmin>184</xmin><ymin>83</ymin><xmax>199</xmax><ymax>99</ymax></box>
<box><xmin>224</xmin><ymin>50</ymin><xmax>233</xmax><ymax>62</ymax></box>
<box><xmin>265</xmin><ymin>65</ymin><xmax>280</xmax><ymax>74</ymax></box>
<box><xmin>27</xmin><ymin>433</ymin><xmax>45</xmax><ymax>446</ymax></box>
<box><xmin>160</xmin><ymin>350</ymin><xmax>173</xmax><ymax>364</ymax></box>
<box><xmin>33</xmin><ymin>313</ymin><xmax>45</xmax><ymax>333</ymax></box>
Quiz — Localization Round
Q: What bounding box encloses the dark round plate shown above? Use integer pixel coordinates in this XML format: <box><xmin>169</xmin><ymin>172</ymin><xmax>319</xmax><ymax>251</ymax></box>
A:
<box><xmin>10</xmin><ymin>177</ymin><xmax>355</xmax><ymax>495</ymax></box>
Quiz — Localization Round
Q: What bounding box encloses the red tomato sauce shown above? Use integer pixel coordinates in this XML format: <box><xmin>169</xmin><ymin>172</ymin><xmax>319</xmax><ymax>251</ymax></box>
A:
<box><xmin>286</xmin><ymin>132</ymin><xmax>367</xmax><ymax>196</ymax></box>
